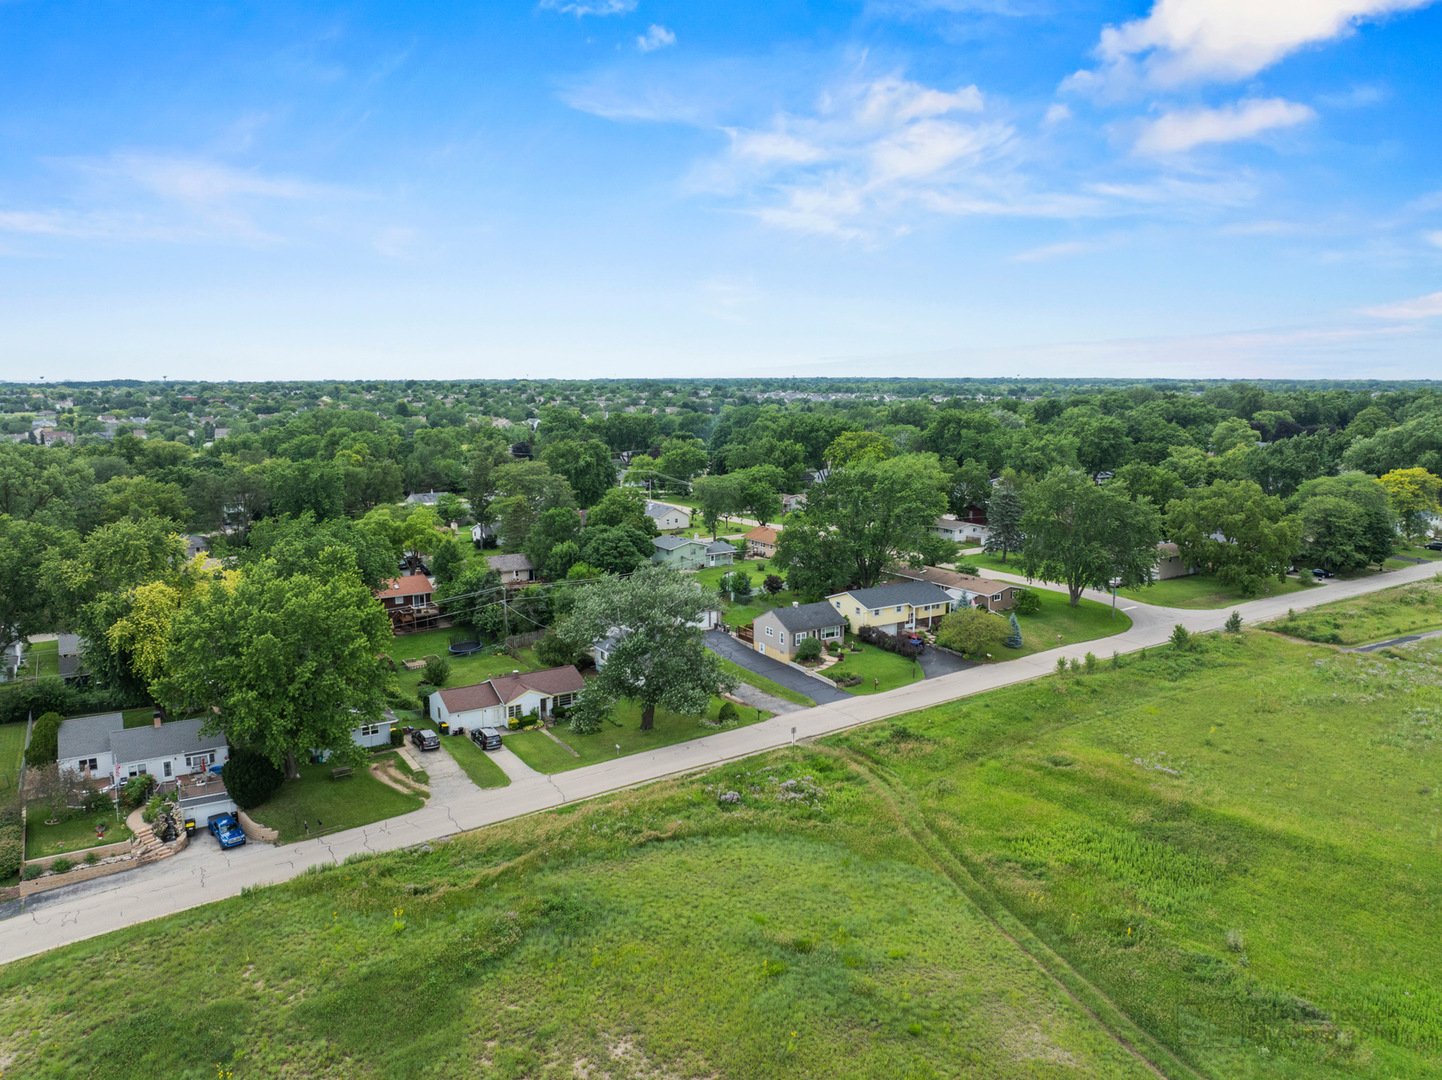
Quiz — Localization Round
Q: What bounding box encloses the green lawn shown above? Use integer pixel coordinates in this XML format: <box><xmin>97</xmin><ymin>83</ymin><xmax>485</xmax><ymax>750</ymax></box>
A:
<box><xmin>249</xmin><ymin>760</ymin><xmax>425</xmax><ymax>842</ymax></box>
<box><xmin>1007</xmin><ymin>587</ymin><xmax>1133</xmax><ymax>659</ymax></box>
<box><xmin>962</xmin><ymin>553</ymin><xmax>1315</xmax><ymax>610</ymax></box>
<box><xmin>25</xmin><ymin>640</ymin><xmax>58</xmax><ymax>679</ymax></box>
<box><xmin>439</xmin><ymin>734</ymin><xmax>511</xmax><ymax>789</ymax></box>
<box><xmin>1262</xmin><ymin>574</ymin><xmax>1442</xmax><ymax>645</ymax></box>
<box><xmin>382</xmin><ymin>627</ymin><xmax>544</xmax><ymax>698</ymax></box>
<box><xmin>25</xmin><ymin>809</ymin><xmax>132</xmax><ymax>860</ymax></box>
<box><xmin>825</xmin><ymin>635</ymin><xmax>926</xmax><ymax>695</ymax></box>
<box><xmin>1395</xmin><ymin>545</ymin><xmax>1442</xmax><ymax>561</ymax></box>
<box><xmin>506</xmin><ymin>697</ymin><xmax>770</xmax><ymax>773</ymax></box>
<box><xmin>716</xmin><ymin>656</ymin><xmax>815</xmax><ymax>708</ymax></box>
<box><xmin>0</xmin><ymin>722</ymin><xmax>25</xmax><ymax>794</ymax></box>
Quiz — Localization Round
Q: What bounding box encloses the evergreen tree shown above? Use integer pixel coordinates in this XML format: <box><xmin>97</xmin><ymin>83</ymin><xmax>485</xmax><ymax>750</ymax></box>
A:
<box><xmin>982</xmin><ymin>472</ymin><xmax>1025</xmax><ymax>563</ymax></box>
<box><xmin>1003</xmin><ymin>613</ymin><xmax>1023</xmax><ymax>649</ymax></box>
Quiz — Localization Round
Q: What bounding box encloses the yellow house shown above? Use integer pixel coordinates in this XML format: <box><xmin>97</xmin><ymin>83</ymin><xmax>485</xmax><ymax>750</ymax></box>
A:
<box><xmin>826</xmin><ymin>581</ymin><xmax>956</xmax><ymax>636</ymax></box>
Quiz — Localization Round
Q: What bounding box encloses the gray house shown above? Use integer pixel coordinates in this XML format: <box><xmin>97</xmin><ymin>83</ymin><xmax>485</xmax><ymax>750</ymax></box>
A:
<box><xmin>57</xmin><ymin>714</ymin><xmax>231</xmax><ymax>786</ymax></box>
<box><xmin>751</xmin><ymin>602</ymin><xmax>846</xmax><ymax>663</ymax></box>
<box><xmin>651</xmin><ymin>535</ymin><xmax>735</xmax><ymax>570</ymax></box>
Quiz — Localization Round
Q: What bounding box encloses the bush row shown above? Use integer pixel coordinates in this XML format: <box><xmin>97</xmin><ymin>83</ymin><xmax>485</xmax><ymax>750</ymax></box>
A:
<box><xmin>856</xmin><ymin>624</ymin><xmax>921</xmax><ymax>659</ymax></box>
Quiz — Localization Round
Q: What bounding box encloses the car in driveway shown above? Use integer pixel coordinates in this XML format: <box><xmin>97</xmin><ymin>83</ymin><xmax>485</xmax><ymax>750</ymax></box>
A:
<box><xmin>411</xmin><ymin>729</ymin><xmax>440</xmax><ymax>751</ymax></box>
<box><xmin>207</xmin><ymin>814</ymin><xmax>246</xmax><ymax>849</ymax></box>
<box><xmin>473</xmin><ymin>727</ymin><xmax>503</xmax><ymax>751</ymax></box>
<box><xmin>1311</xmin><ymin>568</ymin><xmax>1335</xmax><ymax>578</ymax></box>
<box><xmin>1426</xmin><ymin>541</ymin><xmax>1442</xmax><ymax>552</ymax></box>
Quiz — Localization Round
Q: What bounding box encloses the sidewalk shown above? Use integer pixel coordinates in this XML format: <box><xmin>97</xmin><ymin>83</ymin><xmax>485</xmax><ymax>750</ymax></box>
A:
<box><xmin>3</xmin><ymin>558</ymin><xmax>1436</xmax><ymax>966</ymax></box>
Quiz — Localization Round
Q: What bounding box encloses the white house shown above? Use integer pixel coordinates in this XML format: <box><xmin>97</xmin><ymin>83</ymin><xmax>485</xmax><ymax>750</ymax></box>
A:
<box><xmin>645</xmin><ymin>500</ymin><xmax>690</xmax><ymax>531</ymax></box>
<box><xmin>58</xmin><ymin>713</ymin><xmax>231</xmax><ymax>787</ymax></box>
<box><xmin>352</xmin><ymin>715</ymin><xmax>398</xmax><ymax>749</ymax></box>
<box><xmin>488</xmin><ymin>553</ymin><xmax>539</xmax><ymax>585</ymax></box>
<box><xmin>430</xmin><ymin>666</ymin><xmax>587</xmax><ymax>729</ymax></box>
<box><xmin>932</xmin><ymin>514</ymin><xmax>991</xmax><ymax>546</ymax></box>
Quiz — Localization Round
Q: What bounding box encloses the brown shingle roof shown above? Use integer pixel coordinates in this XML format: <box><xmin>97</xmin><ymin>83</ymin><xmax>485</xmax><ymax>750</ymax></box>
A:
<box><xmin>436</xmin><ymin>682</ymin><xmax>502</xmax><ymax>712</ymax></box>
<box><xmin>436</xmin><ymin>666</ymin><xmax>586</xmax><ymax>712</ymax></box>
<box><xmin>374</xmin><ymin>574</ymin><xmax>433</xmax><ymax>599</ymax></box>
<box><xmin>893</xmin><ymin>566</ymin><xmax>1013</xmax><ymax>595</ymax></box>
<box><xmin>744</xmin><ymin>526</ymin><xmax>779</xmax><ymax>545</ymax></box>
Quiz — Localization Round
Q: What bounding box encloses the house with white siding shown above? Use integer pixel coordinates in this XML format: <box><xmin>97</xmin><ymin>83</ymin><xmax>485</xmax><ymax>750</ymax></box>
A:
<box><xmin>430</xmin><ymin>666</ymin><xmax>587</xmax><ymax>730</ymax></box>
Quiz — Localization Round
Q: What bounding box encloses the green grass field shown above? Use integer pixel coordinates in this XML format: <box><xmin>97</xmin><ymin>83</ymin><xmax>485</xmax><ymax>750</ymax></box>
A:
<box><xmin>824</xmin><ymin>635</ymin><xmax>926</xmax><ymax>694</ymax></box>
<box><xmin>4</xmin><ymin>632</ymin><xmax>1440</xmax><ymax>1078</ymax></box>
<box><xmin>1008</xmin><ymin>587</ymin><xmax>1133</xmax><ymax>658</ymax></box>
<box><xmin>249</xmin><ymin>759</ymin><xmax>425</xmax><ymax>842</ymax></box>
<box><xmin>383</xmin><ymin>627</ymin><xmax>544</xmax><ymax>698</ymax></box>
<box><xmin>716</xmin><ymin>656</ymin><xmax>816</xmax><ymax>707</ymax></box>
<box><xmin>0</xmin><ymin>722</ymin><xmax>25</xmax><ymax>794</ymax></box>
<box><xmin>1262</xmin><ymin>574</ymin><xmax>1442</xmax><ymax>646</ymax></box>
<box><xmin>507</xmin><ymin>697</ymin><xmax>770</xmax><ymax>773</ymax></box>
<box><xmin>439</xmin><ymin>733</ymin><xmax>511</xmax><ymax>789</ymax></box>
<box><xmin>25</xmin><ymin>810</ymin><xmax>132</xmax><ymax>860</ymax></box>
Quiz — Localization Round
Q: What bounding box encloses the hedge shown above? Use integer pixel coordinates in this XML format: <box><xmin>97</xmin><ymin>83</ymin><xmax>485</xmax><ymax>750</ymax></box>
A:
<box><xmin>856</xmin><ymin>624</ymin><xmax>921</xmax><ymax>658</ymax></box>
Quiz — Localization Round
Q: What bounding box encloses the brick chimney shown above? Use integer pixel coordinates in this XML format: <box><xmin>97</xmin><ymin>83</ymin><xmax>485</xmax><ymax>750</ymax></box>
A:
<box><xmin>153</xmin><ymin>712</ymin><xmax>163</xmax><ymax>728</ymax></box>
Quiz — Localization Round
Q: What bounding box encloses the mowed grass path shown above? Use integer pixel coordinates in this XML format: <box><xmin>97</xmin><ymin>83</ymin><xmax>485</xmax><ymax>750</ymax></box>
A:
<box><xmin>1263</xmin><ymin>574</ymin><xmax>1442</xmax><ymax>645</ymax></box>
<box><xmin>964</xmin><ymin>552</ymin><xmax>1315</xmax><ymax>609</ymax></box>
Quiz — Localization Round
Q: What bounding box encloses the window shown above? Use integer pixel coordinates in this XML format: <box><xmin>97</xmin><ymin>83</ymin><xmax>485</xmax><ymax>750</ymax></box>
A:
<box><xmin>833</xmin><ymin>600</ymin><xmax>841</xmax><ymax>608</ymax></box>
<box><xmin>555</xmin><ymin>692</ymin><xmax>576</xmax><ymax>707</ymax></box>
<box><xmin>359</xmin><ymin>722</ymin><xmax>383</xmax><ymax>737</ymax></box>
<box><xmin>895</xmin><ymin>606</ymin><xmax>903</xmax><ymax>613</ymax></box>
<box><xmin>871</xmin><ymin>609</ymin><xmax>880</xmax><ymax>617</ymax></box>
<box><xmin>765</xmin><ymin>626</ymin><xmax>774</xmax><ymax>637</ymax></box>
<box><xmin>81</xmin><ymin>757</ymin><xmax>98</xmax><ymax>772</ymax></box>
<box><xmin>163</xmin><ymin>761</ymin><xmax>172</xmax><ymax>778</ymax></box>
<box><xmin>779</xmin><ymin>632</ymin><xmax>786</xmax><ymax>645</ymax></box>
<box><xmin>508</xmin><ymin>704</ymin><xmax>523</xmax><ymax>719</ymax></box>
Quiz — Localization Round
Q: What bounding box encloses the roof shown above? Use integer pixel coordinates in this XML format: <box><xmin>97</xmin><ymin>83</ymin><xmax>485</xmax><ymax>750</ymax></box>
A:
<box><xmin>644</xmin><ymin>500</ymin><xmax>686</xmax><ymax>520</ymax></box>
<box><xmin>487</xmin><ymin>553</ymin><xmax>535</xmax><ymax>572</ymax></box>
<box><xmin>892</xmin><ymin>566</ymin><xmax>1014</xmax><ymax>595</ymax></box>
<box><xmin>110</xmin><ymin>718</ymin><xmax>229</xmax><ymax>766</ymax></box>
<box><xmin>1158</xmin><ymin>541</ymin><xmax>1181</xmax><ymax>555</ymax></box>
<box><xmin>436</xmin><ymin>666</ymin><xmax>586</xmax><ymax>712</ymax></box>
<box><xmin>406</xmin><ymin>491</ymin><xmax>442</xmax><ymax>504</ymax></box>
<box><xmin>57</xmin><ymin>633</ymin><xmax>82</xmax><ymax>657</ymax></box>
<box><xmin>760</xmin><ymin>602</ymin><xmax>846</xmax><ymax>634</ymax></box>
<box><xmin>57</xmin><ymin>712</ymin><xmax>125</xmax><ymax>761</ymax></box>
<box><xmin>830</xmin><ymin>580</ymin><xmax>955</xmax><ymax>609</ymax></box>
<box><xmin>744</xmin><ymin>526</ymin><xmax>779</xmax><ymax>545</ymax></box>
<box><xmin>374</xmin><ymin>574</ymin><xmax>434</xmax><ymax>598</ymax></box>
<box><xmin>703</xmin><ymin>540</ymin><xmax>735</xmax><ymax>555</ymax></box>
<box><xmin>652</xmin><ymin>534</ymin><xmax>695</xmax><ymax>551</ymax></box>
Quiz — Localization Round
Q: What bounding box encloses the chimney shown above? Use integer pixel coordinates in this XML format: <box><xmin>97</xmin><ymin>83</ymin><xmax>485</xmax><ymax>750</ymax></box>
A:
<box><xmin>153</xmin><ymin>712</ymin><xmax>163</xmax><ymax>728</ymax></box>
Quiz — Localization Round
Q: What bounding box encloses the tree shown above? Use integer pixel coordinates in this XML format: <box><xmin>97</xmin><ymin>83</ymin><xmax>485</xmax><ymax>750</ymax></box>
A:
<box><xmin>936</xmin><ymin>608</ymin><xmax>1012</xmax><ymax>655</ymax></box>
<box><xmin>1210</xmin><ymin>417</ymin><xmax>1261</xmax><ymax>456</ymax></box>
<box><xmin>555</xmin><ymin>566</ymin><xmax>736</xmax><ymax>730</ymax></box>
<box><xmin>25</xmin><ymin>712</ymin><xmax>61</xmax><ymax>767</ymax></box>
<box><xmin>1019</xmin><ymin>468</ymin><xmax>1162</xmax><ymax>607</ymax></box>
<box><xmin>1003</xmin><ymin>613</ymin><xmax>1023</xmax><ymax>649</ymax></box>
<box><xmin>160</xmin><ymin>550</ymin><xmax>394</xmax><ymax>779</ymax></box>
<box><xmin>541</xmin><ymin>438</ymin><xmax>616</xmax><ymax>508</ymax></box>
<box><xmin>1376</xmin><ymin>468</ymin><xmax>1442</xmax><ymax>544</ymax></box>
<box><xmin>245</xmin><ymin>513</ymin><xmax>397</xmax><ymax>592</ymax></box>
<box><xmin>774</xmin><ymin>454</ymin><xmax>950</xmax><ymax>596</ymax></box>
<box><xmin>1166</xmin><ymin>479</ymin><xmax>1301</xmax><ymax>595</ymax></box>
<box><xmin>430</xmin><ymin>536</ymin><xmax>466</xmax><ymax>590</ymax></box>
<box><xmin>718</xmin><ymin>570</ymin><xmax>752</xmax><ymax>600</ymax></box>
<box><xmin>950</xmin><ymin>457</ymin><xmax>993</xmax><ymax>517</ymax></box>
<box><xmin>523</xmin><ymin>507</ymin><xmax>583</xmax><ymax>577</ymax></box>
<box><xmin>579</xmin><ymin>525</ymin><xmax>654</xmax><ymax>575</ymax></box>
<box><xmin>1343</xmin><ymin>413</ymin><xmax>1442</xmax><ymax>476</ymax></box>
<box><xmin>1292</xmin><ymin>472</ymin><xmax>1395</xmax><ymax>571</ymax></box>
<box><xmin>434</xmin><ymin>561</ymin><xmax>506</xmax><ymax>637</ymax></box>
<box><xmin>268</xmin><ymin>459</ymin><xmax>345</xmax><ymax>520</ymax></box>
<box><xmin>466</xmin><ymin>439</ymin><xmax>509</xmax><ymax>526</ymax></box>
<box><xmin>652</xmin><ymin>438</ymin><xmax>710</xmax><ymax>492</ymax></box>
<box><xmin>221</xmin><ymin>747</ymin><xmax>284</xmax><ymax>810</ymax></box>
<box><xmin>1012</xmin><ymin>588</ymin><xmax>1041</xmax><ymax>615</ymax></box>
<box><xmin>763</xmin><ymin>574</ymin><xmax>785</xmax><ymax>595</ymax></box>
<box><xmin>982</xmin><ymin>472</ymin><xmax>1024</xmax><ymax>563</ymax></box>
<box><xmin>543</xmin><ymin>540</ymin><xmax>583</xmax><ymax>581</ymax></box>
<box><xmin>824</xmin><ymin>430</ymin><xmax>894</xmax><ymax>469</ymax></box>
<box><xmin>0</xmin><ymin>516</ymin><xmax>66</xmax><ymax>667</ymax></box>
<box><xmin>588</xmin><ymin>486</ymin><xmax>653</xmax><ymax>532</ymax></box>
<box><xmin>691</xmin><ymin>474</ymin><xmax>742</xmax><ymax>538</ymax></box>
<box><xmin>492</xmin><ymin>461</ymin><xmax>576</xmax><ymax>549</ymax></box>
<box><xmin>422</xmin><ymin>655</ymin><xmax>451</xmax><ymax>687</ymax></box>
<box><xmin>730</xmin><ymin>465</ymin><xmax>787</xmax><ymax>526</ymax></box>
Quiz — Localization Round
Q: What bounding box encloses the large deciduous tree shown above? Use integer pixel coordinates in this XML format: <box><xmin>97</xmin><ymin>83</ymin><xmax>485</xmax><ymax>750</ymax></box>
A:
<box><xmin>774</xmin><ymin>454</ymin><xmax>951</xmax><ymax>596</ymax></box>
<box><xmin>1291</xmin><ymin>471</ymin><xmax>1395</xmax><ymax>571</ymax></box>
<box><xmin>1166</xmin><ymin>479</ymin><xmax>1301</xmax><ymax>595</ymax></box>
<box><xmin>160</xmin><ymin>550</ymin><xmax>393</xmax><ymax>779</ymax></box>
<box><xmin>0</xmin><ymin>516</ymin><xmax>67</xmax><ymax>664</ymax></box>
<box><xmin>492</xmin><ymin>460</ymin><xmax>576</xmax><ymax>549</ymax></box>
<box><xmin>541</xmin><ymin>438</ymin><xmax>616</xmax><ymax>508</ymax></box>
<box><xmin>691</xmin><ymin>474</ymin><xmax>742</xmax><ymax>538</ymax></box>
<box><xmin>1376</xmin><ymin>468</ymin><xmax>1442</xmax><ymax>544</ymax></box>
<box><xmin>1019</xmin><ymin>468</ymin><xmax>1161</xmax><ymax>607</ymax></box>
<box><xmin>555</xmin><ymin>566</ymin><xmax>735</xmax><ymax>731</ymax></box>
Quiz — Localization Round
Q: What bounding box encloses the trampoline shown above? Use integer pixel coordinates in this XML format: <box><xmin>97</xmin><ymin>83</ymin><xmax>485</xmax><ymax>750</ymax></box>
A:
<box><xmin>448</xmin><ymin>639</ymin><xmax>484</xmax><ymax>656</ymax></box>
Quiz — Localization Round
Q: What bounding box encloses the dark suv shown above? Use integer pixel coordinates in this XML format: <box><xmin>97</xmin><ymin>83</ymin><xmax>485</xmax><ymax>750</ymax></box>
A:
<box><xmin>1426</xmin><ymin>541</ymin><xmax>1442</xmax><ymax>552</ymax></box>
<box><xmin>410</xmin><ymin>729</ymin><xmax>440</xmax><ymax>751</ymax></box>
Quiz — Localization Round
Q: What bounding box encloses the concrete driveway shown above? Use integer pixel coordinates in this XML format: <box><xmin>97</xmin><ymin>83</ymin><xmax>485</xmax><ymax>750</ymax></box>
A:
<box><xmin>704</xmin><ymin>630</ymin><xmax>852</xmax><ymax>704</ymax></box>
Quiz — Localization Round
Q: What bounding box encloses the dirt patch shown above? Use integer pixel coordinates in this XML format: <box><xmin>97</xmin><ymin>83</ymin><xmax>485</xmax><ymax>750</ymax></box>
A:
<box><xmin>370</xmin><ymin>761</ymin><xmax>428</xmax><ymax>796</ymax></box>
<box><xmin>1002</xmin><ymin>1022</ymin><xmax>1078</xmax><ymax>1067</ymax></box>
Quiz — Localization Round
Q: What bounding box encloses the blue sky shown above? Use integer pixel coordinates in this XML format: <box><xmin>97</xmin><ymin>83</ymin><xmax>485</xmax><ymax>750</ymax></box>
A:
<box><xmin>1</xmin><ymin>0</ymin><xmax>1440</xmax><ymax>381</ymax></box>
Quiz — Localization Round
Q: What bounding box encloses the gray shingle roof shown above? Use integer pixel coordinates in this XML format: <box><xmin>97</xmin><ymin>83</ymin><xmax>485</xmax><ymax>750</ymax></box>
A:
<box><xmin>57</xmin><ymin>633</ymin><xmax>82</xmax><ymax>657</ymax></box>
<box><xmin>652</xmin><ymin>535</ymin><xmax>693</xmax><ymax>551</ymax></box>
<box><xmin>487</xmin><ymin>553</ymin><xmax>535</xmax><ymax>572</ymax></box>
<box><xmin>57</xmin><ymin>712</ymin><xmax>125</xmax><ymax>761</ymax></box>
<box><xmin>703</xmin><ymin>540</ymin><xmax>736</xmax><ymax>555</ymax></box>
<box><xmin>831</xmin><ymin>581</ymin><xmax>955</xmax><ymax>610</ymax></box>
<box><xmin>109</xmin><ymin>717</ymin><xmax>229</xmax><ymax>766</ymax></box>
<box><xmin>762</xmin><ymin>602</ymin><xmax>846</xmax><ymax>633</ymax></box>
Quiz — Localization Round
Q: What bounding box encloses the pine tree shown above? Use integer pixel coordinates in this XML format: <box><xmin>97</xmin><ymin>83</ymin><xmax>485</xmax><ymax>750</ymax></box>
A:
<box><xmin>1003</xmin><ymin>612</ymin><xmax>1023</xmax><ymax>649</ymax></box>
<box><xmin>983</xmin><ymin>474</ymin><xmax>1025</xmax><ymax>563</ymax></box>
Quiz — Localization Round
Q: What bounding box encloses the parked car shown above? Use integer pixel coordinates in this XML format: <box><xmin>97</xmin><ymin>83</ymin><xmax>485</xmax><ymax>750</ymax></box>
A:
<box><xmin>906</xmin><ymin>634</ymin><xmax>925</xmax><ymax>652</ymax></box>
<box><xmin>411</xmin><ymin>729</ymin><xmax>440</xmax><ymax>751</ymax></box>
<box><xmin>1311</xmin><ymin>568</ymin><xmax>1334</xmax><ymax>578</ymax></box>
<box><xmin>1426</xmin><ymin>541</ymin><xmax>1442</xmax><ymax>552</ymax></box>
<box><xmin>474</xmin><ymin>727</ymin><xmax>503</xmax><ymax>751</ymax></box>
<box><xmin>207</xmin><ymin>814</ymin><xmax>246</xmax><ymax>849</ymax></box>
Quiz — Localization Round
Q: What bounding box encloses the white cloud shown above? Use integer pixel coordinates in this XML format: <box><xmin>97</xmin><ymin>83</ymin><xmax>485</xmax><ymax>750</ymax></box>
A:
<box><xmin>637</xmin><ymin>24</ymin><xmax>676</xmax><ymax>52</ymax></box>
<box><xmin>538</xmin><ymin>0</ymin><xmax>637</xmax><ymax>15</ymax></box>
<box><xmin>1364</xmin><ymin>291</ymin><xmax>1442</xmax><ymax>319</ymax></box>
<box><xmin>1009</xmin><ymin>239</ymin><xmax>1105</xmax><ymax>262</ymax></box>
<box><xmin>1134</xmin><ymin>97</ymin><xmax>1315</xmax><ymax>154</ymax></box>
<box><xmin>1043</xmin><ymin>103</ymin><xmax>1071</xmax><ymax>125</ymax></box>
<box><xmin>1067</xmin><ymin>0</ymin><xmax>1437</xmax><ymax>93</ymax></box>
<box><xmin>86</xmin><ymin>154</ymin><xmax>328</xmax><ymax>206</ymax></box>
<box><xmin>1425</xmin><ymin>230</ymin><xmax>1442</xmax><ymax>249</ymax></box>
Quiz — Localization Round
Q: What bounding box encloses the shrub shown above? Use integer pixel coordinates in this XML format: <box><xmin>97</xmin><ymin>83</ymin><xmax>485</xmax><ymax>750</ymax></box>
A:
<box><xmin>717</xmin><ymin>701</ymin><xmax>739</xmax><ymax>723</ymax></box>
<box><xmin>719</xmin><ymin>571</ymin><xmax>752</xmax><ymax>599</ymax></box>
<box><xmin>390</xmin><ymin>726</ymin><xmax>404</xmax><ymax>748</ymax></box>
<box><xmin>1170</xmin><ymin>624</ymin><xmax>1193</xmax><ymax>650</ymax></box>
<box><xmin>81</xmin><ymin>786</ymin><xmax>113</xmax><ymax>816</ymax></box>
<box><xmin>827</xmin><ymin>640</ymin><xmax>842</xmax><ymax>654</ymax></box>
<box><xmin>935</xmin><ymin>609</ymin><xmax>1010</xmax><ymax>656</ymax></box>
<box><xmin>856</xmin><ymin>625</ymin><xmax>921</xmax><ymax>658</ymax></box>
<box><xmin>1224</xmin><ymin>610</ymin><xmax>1243</xmax><ymax>633</ymax></box>
<box><xmin>955</xmin><ymin>563</ymin><xmax>981</xmax><ymax>576</ymax></box>
<box><xmin>50</xmin><ymin>857</ymin><xmax>74</xmax><ymax>874</ymax></box>
<box><xmin>1003</xmin><ymin>614</ymin><xmax>1023</xmax><ymax>649</ymax></box>
<box><xmin>1055</xmin><ymin>656</ymin><xmax>1068</xmax><ymax>675</ymax></box>
<box><xmin>22</xmin><ymin>863</ymin><xmax>43</xmax><ymax>881</ymax></box>
<box><xmin>24</xmin><ymin>711</ymin><xmax>62</xmax><ymax>767</ymax></box>
<box><xmin>0</xmin><ymin>823</ymin><xmax>22</xmax><ymax>880</ymax></box>
<box><xmin>567</xmin><ymin>688</ymin><xmax>610</xmax><ymax>735</ymax></box>
<box><xmin>534</xmin><ymin>631</ymin><xmax>584</xmax><ymax>669</ymax></box>
<box><xmin>763</xmin><ymin>574</ymin><xmax>785</xmax><ymax>595</ymax></box>
<box><xmin>795</xmin><ymin>637</ymin><xmax>823</xmax><ymax>662</ymax></box>
<box><xmin>141</xmin><ymin>795</ymin><xmax>164</xmax><ymax>824</ymax></box>
<box><xmin>1012</xmin><ymin>589</ymin><xmax>1042</xmax><ymax>616</ymax></box>
<box><xmin>421</xmin><ymin>656</ymin><xmax>451</xmax><ymax>688</ymax></box>
<box><xmin>119</xmin><ymin>773</ymin><xmax>156</xmax><ymax>811</ymax></box>
<box><xmin>84</xmin><ymin>851</ymin><xmax>99</xmax><ymax>866</ymax></box>
<box><xmin>222</xmin><ymin>747</ymin><xmax>284</xmax><ymax>811</ymax></box>
<box><xmin>1070</xmin><ymin>656</ymin><xmax>1084</xmax><ymax>672</ymax></box>
<box><xmin>1083</xmin><ymin>652</ymin><xmax>1098</xmax><ymax>673</ymax></box>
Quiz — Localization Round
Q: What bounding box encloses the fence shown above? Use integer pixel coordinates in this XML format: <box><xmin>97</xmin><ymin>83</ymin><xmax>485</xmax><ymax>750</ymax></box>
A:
<box><xmin>504</xmin><ymin>630</ymin><xmax>546</xmax><ymax>650</ymax></box>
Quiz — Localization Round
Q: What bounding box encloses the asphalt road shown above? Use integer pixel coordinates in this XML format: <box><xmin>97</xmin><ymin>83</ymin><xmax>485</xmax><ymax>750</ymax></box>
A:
<box><xmin>5</xmin><ymin>559</ymin><xmax>1438</xmax><ymax>966</ymax></box>
<box><xmin>704</xmin><ymin>629</ymin><xmax>852</xmax><ymax>704</ymax></box>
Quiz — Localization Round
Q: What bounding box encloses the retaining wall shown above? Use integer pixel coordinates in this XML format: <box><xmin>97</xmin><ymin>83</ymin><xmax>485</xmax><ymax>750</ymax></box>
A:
<box><xmin>237</xmin><ymin>810</ymin><xmax>279</xmax><ymax>843</ymax></box>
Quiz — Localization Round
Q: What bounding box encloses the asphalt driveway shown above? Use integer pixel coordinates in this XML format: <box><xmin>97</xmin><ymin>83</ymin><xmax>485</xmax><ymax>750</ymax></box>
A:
<box><xmin>917</xmin><ymin>646</ymin><xmax>977</xmax><ymax>678</ymax></box>
<box><xmin>704</xmin><ymin>630</ymin><xmax>852</xmax><ymax>704</ymax></box>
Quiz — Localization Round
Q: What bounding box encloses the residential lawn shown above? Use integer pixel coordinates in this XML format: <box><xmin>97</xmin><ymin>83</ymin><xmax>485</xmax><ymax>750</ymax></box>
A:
<box><xmin>6</xmin><ymin>633</ymin><xmax>1442</xmax><ymax>1078</ymax></box>
<box><xmin>25</xmin><ymin>640</ymin><xmax>58</xmax><ymax>679</ymax></box>
<box><xmin>715</xmin><ymin>656</ymin><xmax>815</xmax><ymax>708</ymax></box>
<box><xmin>1394</xmin><ymin>545</ymin><xmax>1442</xmax><ymax>561</ymax></box>
<box><xmin>0</xmin><ymin>722</ymin><xmax>25</xmax><ymax>794</ymax></box>
<box><xmin>825</xmin><ymin>635</ymin><xmax>926</xmax><ymax>695</ymax></box>
<box><xmin>439</xmin><ymin>735</ymin><xmax>510</xmax><ymax>789</ymax></box>
<box><xmin>1006</xmin><ymin>588</ymin><xmax>1133</xmax><ymax>659</ymax></box>
<box><xmin>25</xmin><ymin>809</ymin><xmax>133</xmax><ymax>860</ymax></box>
<box><xmin>248</xmin><ymin>760</ymin><xmax>424</xmax><ymax>842</ymax></box>
<box><xmin>373</xmin><ymin>749</ymin><xmax>428</xmax><ymax>786</ymax></box>
<box><xmin>506</xmin><ymin>697</ymin><xmax>770</xmax><ymax>774</ymax></box>
<box><xmin>964</xmin><ymin>553</ymin><xmax>1316</xmax><ymax>609</ymax></box>
<box><xmin>382</xmin><ymin>627</ymin><xmax>544</xmax><ymax>698</ymax></box>
<box><xmin>1262</xmin><ymin>575</ymin><xmax>1442</xmax><ymax>645</ymax></box>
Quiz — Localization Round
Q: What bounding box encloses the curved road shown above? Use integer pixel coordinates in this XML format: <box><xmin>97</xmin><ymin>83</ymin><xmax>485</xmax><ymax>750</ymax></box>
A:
<box><xmin>3</xmin><ymin>559</ymin><xmax>1437</xmax><ymax>965</ymax></box>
